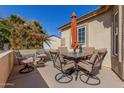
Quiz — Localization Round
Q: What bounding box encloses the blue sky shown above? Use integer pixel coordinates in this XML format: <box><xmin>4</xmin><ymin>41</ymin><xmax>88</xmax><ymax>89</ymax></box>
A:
<box><xmin>0</xmin><ymin>5</ymin><xmax>100</xmax><ymax>36</ymax></box>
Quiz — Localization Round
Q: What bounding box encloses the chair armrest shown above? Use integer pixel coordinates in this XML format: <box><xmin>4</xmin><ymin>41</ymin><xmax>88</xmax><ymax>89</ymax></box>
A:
<box><xmin>64</xmin><ymin>59</ymin><xmax>71</xmax><ymax>62</ymax></box>
<box><xmin>80</xmin><ymin>60</ymin><xmax>94</xmax><ymax>65</ymax></box>
<box><xmin>67</xmin><ymin>61</ymin><xmax>74</xmax><ymax>64</ymax></box>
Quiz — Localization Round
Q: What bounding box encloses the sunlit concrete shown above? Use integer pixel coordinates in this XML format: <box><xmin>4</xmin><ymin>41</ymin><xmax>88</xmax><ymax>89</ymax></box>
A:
<box><xmin>6</xmin><ymin>61</ymin><xmax>124</xmax><ymax>88</ymax></box>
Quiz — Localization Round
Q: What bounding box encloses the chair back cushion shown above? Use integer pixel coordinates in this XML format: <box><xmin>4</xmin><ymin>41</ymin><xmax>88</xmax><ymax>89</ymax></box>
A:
<box><xmin>44</xmin><ymin>50</ymin><xmax>52</xmax><ymax>61</ymax></box>
<box><xmin>89</xmin><ymin>51</ymin><xmax>98</xmax><ymax>64</ymax></box>
<box><xmin>78</xmin><ymin>51</ymin><xmax>98</xmax><ymax>73</ymax></box>
<box><xmin>93</xmin><ymin>48</ymin><xmax>107</xmax><ymax>73</ymax></box>
<box><xmin>98</xmin><ymin>48</ymin><xmax>107</xmax><ymax>59</ymax></box>
<box><xmin>78</xmin><ymin>49</ymin><xmax>107</xmax><ymax>75</ymax></box>
<box><xmin>58</xmin><ymin>47</ymin><xmax>68</xmax><ymax>54</ymax></box>
<box><xmin>88</xmin><ymin>51</ymin><xmax>100</xmax><ymax>74</ymax></box>
<box><xmin>82</xmin><ymin>47</ymin><xmax>95</xmax><ymax>55</ymax></box>
<box><xmin>97</xmin><ymin>48</ymin><xmax>107</xmax><ymax>67</ymax></box>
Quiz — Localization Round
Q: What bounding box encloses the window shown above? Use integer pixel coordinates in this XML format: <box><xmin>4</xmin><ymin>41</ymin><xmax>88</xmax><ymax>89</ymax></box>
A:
<box><xmin>78</xmin><ymin>27</ymin><xmax>86</xmax><ymax>46</ymax></box>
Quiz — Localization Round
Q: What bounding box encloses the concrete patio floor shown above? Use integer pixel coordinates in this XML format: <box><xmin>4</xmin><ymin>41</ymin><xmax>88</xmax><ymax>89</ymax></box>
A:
<box><xmin>5</xmin><ymin>64</ymin><xmax>49</xmax><ymax>88</ymax></box>
<box><xmin>6</xmin><ymin>61</ymin><xmax>124</xmax><ymax>88</ymax></box>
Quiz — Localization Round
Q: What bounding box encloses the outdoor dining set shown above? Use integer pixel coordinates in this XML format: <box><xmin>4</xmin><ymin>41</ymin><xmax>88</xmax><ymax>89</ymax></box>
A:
<box><xmin>14</xmin><ymin>46</ymin><xmax>107</xmax><ymax>85</ymax></box>
<box><xmin>47</xmin><ymin>12</ymin><xmax>107</xmax><ymax>85</ymax></box>
<box><xmin>49</xmin><ymin>47</ymin><xmax>107</xmax><ymax>85</ymax></box>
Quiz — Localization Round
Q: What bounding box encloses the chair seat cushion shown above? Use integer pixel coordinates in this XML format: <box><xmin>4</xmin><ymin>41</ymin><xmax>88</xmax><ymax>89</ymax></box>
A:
<box><xmin>35</xmin><ymin>58</ymin><xmax>41</xmax><ymax>62</ymax></box>
<box><xmin>78</xmin><ymin>61</ymin><xmax>92</xmax><ymax>72</ymax></box>
<box><xmin>63</xmin><ymin>62</ymin><xmax>74</xmax><ymax>70</ymax></box>
<box><xmin>21</xmin><ymin>57</ymin><xmax>34</xmax><ymax>64</ymax></box>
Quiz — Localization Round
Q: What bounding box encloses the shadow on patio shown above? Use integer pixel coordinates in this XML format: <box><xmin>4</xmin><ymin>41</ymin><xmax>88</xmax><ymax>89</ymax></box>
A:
<box><xmin>5</xmin><ymin>64</ymin><xmax>49</xmax><ymax>88</ymax></box>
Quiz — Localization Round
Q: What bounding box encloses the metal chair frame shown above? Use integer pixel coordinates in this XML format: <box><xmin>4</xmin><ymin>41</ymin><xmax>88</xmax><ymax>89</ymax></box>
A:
<box><xmin>15</xmin><ymin>50</ymin><xmax>35</xmax><ymax>74</ymax></box>
<box><xmin>79</xmin><ymin>50</ymin><xmax>107</xmax><ymax>85</ymax></box>
<box><xmin>50</xmin><ymin>51</ymin><xmax>73</xmax><ymax>83</ymax></box>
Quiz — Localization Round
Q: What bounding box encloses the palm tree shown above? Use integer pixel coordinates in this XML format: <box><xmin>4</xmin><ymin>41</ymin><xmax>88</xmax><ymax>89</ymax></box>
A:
<box><xmin>32</xmin><ymin>21</ymin><xmax>51</xmax><ymax>48</ymax></box>
<box><xmin>7</xmin><ymin>14</ymin><xmax>25</xmax><ymax>49</ymax></box>
<box><xmin>0</xmin><ymin>14</ymin><xmax>50</xmax><ymax>50</ymax></box>
<box><xmin>7</xmin><ymin>14</ymin><xmax>25</xmax><ymax>26</ymax></box>
<box><xmin>27</xmin><ymin>21</ymin><xmax>50</xmax><ymax>49</ymax></box>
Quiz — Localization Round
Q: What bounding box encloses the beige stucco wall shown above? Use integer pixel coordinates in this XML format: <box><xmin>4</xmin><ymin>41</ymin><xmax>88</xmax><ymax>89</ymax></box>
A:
<box><xmin>0</xmin><ymin>50</ymin><xmax>14</xmax><ymax>88</ymax></box>
<box><xmin>61</xmin><ymin>29</ymin><xmax>72</xmax><ymax>51</ymax></box>
<box><xmin>19</xmin><ymin>49</ymin><xmax>36</xmax><ymax>55</ymax></box>
<box><xmin>61</xmin><ymin>11</ymin><xmax>112</xmax><ymax>68</ymax></box>
<box><xmin>88</xmin><ymin>12</ymin><xmax>112</xmax><ymax>67</ymax></box>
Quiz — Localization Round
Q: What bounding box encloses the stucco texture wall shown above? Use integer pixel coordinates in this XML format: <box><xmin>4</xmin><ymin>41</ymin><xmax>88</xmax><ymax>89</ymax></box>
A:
<box><xmin>88</xmin><ymin>12</ymin><xmax>112</xmax><ymax>67</ymax></box>
<box><xmin>61</xmin><ymin>29</ymin><xmax>72</xmax><ymax>51</ymax></box>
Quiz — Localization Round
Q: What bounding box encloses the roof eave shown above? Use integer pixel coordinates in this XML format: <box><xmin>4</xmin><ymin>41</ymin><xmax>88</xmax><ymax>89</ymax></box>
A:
<box><xmin>58</xmin><ymin>5</ymin><xmax>112</xmax><ymax>31</ymax></box>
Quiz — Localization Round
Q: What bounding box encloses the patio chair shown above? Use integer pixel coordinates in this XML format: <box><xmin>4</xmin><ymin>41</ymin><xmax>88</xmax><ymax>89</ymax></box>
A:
<box><xmin>15</xmin><ymin>50</ymin><xmax>24</xmax><ymax>65</ymax></box>
<box><xmin>15</xmin><ymin>50</ymin><xmax>35</xmax><ymax>73</ymax></box>
<box><xmin>49</xmin><ymin>50</ymin><xmax>74</xmax><ymax>83</ymax></box>
<box><xmin>58</xmin><ymin>47</ymin><xmax>68</xmax><ymax>54</ymax></box>
<box><xmin>78</xmin><ymin>49</ymin><xmax>107</xmax><ymax>85</ymax></box>
<box><xmin>44</xmin><ymin>49</ymin><xmax>52</xmax><ymax>61</ymax></box>
<box><xmin>58</xmin><ymin>47</ymin><xmax>72</xmax><ymax>62</ymax></box>
<box><xmin>35</xmin><ymin>49</ymin><xmax>47</xmax><ymax>64</ymax></box>
<box><xmin>82</xmin><ymin>47</ymin><xmax>95</xmax><ymax>59</ymax></box>
<box><xmin>97</xmin><ymin>48</ymin><xmax>108</xmax><ymax>69</ymax></box>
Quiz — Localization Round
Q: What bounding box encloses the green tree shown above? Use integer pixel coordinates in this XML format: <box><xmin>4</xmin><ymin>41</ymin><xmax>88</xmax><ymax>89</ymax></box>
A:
<box><xmin>7</xmin><ymin>14</ymin><xmax>25</xmax><ymax>49</ymax></box>
<box><xmin>0</xmin><ymin>18</ymin><xmax>11</xmax><ymax>49</ymax></box>
<box><xmin>0</xmin><ymin>14</ymin><xmax>49</xmax><ymax>50</ymax></box>
<box><xmin>27</xmin><ymin>21</ymin><xmax>50</xmax><ymax>49</ymax></box>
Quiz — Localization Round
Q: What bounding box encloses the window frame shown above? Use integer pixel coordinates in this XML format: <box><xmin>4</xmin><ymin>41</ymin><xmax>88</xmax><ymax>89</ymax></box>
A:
<box><xmin>77</xmin><ymin>26</ymin><xmax>86</xmax><ymax>47</ymax></box>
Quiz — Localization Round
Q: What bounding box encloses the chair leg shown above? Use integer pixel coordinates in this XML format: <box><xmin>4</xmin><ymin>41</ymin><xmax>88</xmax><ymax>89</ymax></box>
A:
<box><xmin>19</xmin><ymin>64</ymin><xmax>34</xmax><ymax>74</ymax></box>
<box><xmin>85</xmin><ymin>75</ymin><xmax>90</xmax><ymax>83</ymax></box>
<box><xmin>55</xmin><ymin>72</ymin><xmax>73</xmax><ymax>83</ymax></box>
<box><xmin>79</xmin><ymin>73</ymin><xmax>100</xmax><ymax>85</ymax></box>
<box><xmin>75</xmin><ymin>67</ymin><xmax>80</xmax><ymax>81</ymax></box>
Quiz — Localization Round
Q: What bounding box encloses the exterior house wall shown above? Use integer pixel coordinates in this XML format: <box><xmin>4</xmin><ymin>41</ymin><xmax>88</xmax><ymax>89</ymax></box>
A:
<box><xmin>61</xmin><ymin>29</ymin><xmax>72</xmax><ymax>51</ymax></box>
<box><xmin>61</xmin><ymin>11</ymin><xmax>112</xmax><ymax>68</ymax></box>
<box><xmin>88</xmin><ymin>12</ymin><xmax>112</xmax><ymax>67</ymax></box>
